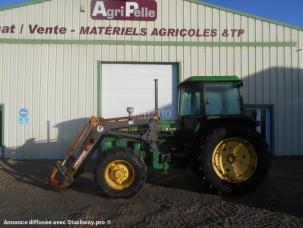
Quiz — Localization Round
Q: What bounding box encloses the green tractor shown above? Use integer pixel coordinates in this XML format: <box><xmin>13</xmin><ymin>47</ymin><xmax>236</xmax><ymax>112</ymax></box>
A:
<box><xmin>50</xmin><ymin>76</ymin><xmax>270</xmax><ymax>198</ymax></box>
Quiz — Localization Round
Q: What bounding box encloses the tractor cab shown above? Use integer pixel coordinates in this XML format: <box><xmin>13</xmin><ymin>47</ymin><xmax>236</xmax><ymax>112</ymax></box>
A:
<box><xmin>177</xmin><ymin>76</ymin><xmax>248</xmax><ymax>146</ymax></box>
<box><xmin>178</xmin><ymin>76</ymin><xmax>244</xmax><ymax>118</ymax></box>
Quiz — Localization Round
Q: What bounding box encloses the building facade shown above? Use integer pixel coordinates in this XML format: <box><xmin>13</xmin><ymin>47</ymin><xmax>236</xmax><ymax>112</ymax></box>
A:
<box><xmin>0</xmin><ymin>0</ymin><xmax>302</xmax><ymax>159</ymax></box>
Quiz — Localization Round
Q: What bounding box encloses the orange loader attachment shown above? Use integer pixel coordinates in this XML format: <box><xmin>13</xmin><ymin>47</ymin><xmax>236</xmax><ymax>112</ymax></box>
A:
<box><xmin>49</xmin><ymin>167</ymin><xmax>63</xmax><ymax>192</ymax></box>
<box><xmin>49</xmin><ymin>116</ymin><xmax>103</xmax><ymax>192</ymax></box>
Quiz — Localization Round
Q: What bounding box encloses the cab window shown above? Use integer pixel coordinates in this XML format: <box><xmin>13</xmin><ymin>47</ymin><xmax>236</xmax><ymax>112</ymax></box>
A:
<box><xmin>204</xmin><ymin>82</ymin><xmax>242</xmax><ymax>116</ymax></box>
<box><xmin>179</xmin><ymin>85</ymin><xmax>201</xmax><ymax>116</ymax></box>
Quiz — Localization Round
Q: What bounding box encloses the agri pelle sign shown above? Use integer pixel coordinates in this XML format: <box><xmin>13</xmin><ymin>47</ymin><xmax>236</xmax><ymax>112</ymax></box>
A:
<box><xmin>91</xmin><ymin>0</ymin><xmax>157</xmax><ymax>21</ymax></box>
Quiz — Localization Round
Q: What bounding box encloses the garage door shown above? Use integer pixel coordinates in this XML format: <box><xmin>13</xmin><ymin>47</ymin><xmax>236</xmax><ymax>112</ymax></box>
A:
<box><xmin>101</xmin><ymin>63</ymin><xmax>178</xmax><ymax>119</ymax></box>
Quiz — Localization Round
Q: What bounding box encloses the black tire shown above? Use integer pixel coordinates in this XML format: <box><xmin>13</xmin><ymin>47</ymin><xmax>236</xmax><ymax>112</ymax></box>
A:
<box><xmin>199</xmin><ymin>126</ymin><xmax>271</xmax><ymax>195</ymax></box>
<box><xmin>94</xmin><ymin>148</ymin><xmax>146</xmax><ymax>198</ymax></box>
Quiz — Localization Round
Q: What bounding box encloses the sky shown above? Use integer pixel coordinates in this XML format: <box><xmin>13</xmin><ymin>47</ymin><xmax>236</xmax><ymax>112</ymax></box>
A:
<box><xmin>0</xmin><ymin>0</ymin><xmax>302</xmax><ymax>28</ymax></box>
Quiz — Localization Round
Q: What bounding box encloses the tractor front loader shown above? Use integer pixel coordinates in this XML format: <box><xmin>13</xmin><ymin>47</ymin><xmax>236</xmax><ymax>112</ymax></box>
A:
<box><xmin>50</xmin><ymin>77</ymin><xmax>270</xmax><ymax>198</ymax></box>
<box><xmin>50</xmin><ymin>111</ymin><xmax>163</xmax><ymax>196</ymax></box>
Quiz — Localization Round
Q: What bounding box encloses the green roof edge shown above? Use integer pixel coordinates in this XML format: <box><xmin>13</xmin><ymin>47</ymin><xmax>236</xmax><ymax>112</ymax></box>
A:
<box><xmin>0</xmin><ymin>0</ymin><xmax>302</xmax><ymax>32</ymax></box>
<box><xmin>0</xmin><ymin>38</ymin><xmax>295</xmax><ymax>47</ymax></box>
<box><xmin>186</xmin><ymin>76</ymin><xmax>241</xmax><ymax>82</ymax></box>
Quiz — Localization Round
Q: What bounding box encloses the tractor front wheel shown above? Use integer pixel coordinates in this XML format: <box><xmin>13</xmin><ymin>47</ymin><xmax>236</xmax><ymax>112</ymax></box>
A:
<box><xmin>94</xmin><ymin>148</ymin><xmax>147</xmax><ymax>198</ymax></box>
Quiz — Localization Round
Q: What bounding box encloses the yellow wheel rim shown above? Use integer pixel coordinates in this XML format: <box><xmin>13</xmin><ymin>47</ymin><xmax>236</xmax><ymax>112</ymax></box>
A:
<box><xmin>212</xmin><ymin>137</ymin><xmax>257</xmax><ymax>183</ymax></box>
<box><xmin>104</xmin><ymin>160</ymin><xmax>135</xmax><ymax>190</ymax></box>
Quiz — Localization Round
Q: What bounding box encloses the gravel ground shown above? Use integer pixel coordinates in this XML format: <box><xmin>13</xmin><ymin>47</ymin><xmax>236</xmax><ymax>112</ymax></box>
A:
<box><xmin>0</xmin><ymin>157</ymin><xmax>303</xmax><ymax>227</ymax></box>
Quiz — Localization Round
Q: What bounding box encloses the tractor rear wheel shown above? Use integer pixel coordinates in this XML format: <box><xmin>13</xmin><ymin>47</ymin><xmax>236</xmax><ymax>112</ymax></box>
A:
<box><xmin>199</xmin><ymin>126</ymin><xmax>270</xmax><ymax>195</ymax></box>
<box><xmin>94</xmin><ymin>148</ymin><xmax>146</xmax><ymax>198</ymax></box>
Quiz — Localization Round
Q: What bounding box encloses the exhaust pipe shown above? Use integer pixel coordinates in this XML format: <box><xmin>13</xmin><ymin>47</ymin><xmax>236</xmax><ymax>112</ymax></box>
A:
<box><xmin>154</xmin><ymin>79</ymin><xmax>159</xmax><ymax>113</ymax></box>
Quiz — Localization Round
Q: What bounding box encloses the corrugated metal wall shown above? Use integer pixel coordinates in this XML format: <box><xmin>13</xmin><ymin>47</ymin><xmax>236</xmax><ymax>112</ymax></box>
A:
<box><xmin>0</xmin><ymin>0</ymin><xmax>302</xmax><ymax>158</ymax></box>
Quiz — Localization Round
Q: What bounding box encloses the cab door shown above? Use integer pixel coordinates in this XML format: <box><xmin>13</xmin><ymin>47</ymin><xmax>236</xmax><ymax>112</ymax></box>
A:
<box><xmin>177</xmin><ymin>83</ymin><xmax>202</xmax><ymax>146</ymax></box>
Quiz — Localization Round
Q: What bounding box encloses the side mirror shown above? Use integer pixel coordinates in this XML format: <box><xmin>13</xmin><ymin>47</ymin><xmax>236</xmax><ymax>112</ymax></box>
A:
<box><xmin>233</xmin><ymin>81</ymin><xmax>244</xmax><ymax>88</ymax></box>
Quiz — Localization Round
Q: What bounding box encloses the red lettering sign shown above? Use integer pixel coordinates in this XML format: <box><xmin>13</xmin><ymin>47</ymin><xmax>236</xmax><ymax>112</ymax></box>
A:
<box><xmin>91</xmin><ymin>0</ymin><xmax>157</xmax><ymax>21</ymax></box>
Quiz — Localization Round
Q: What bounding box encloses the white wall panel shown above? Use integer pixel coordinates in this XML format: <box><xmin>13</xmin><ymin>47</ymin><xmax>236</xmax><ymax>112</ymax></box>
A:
<box><xmin>262</xmin><ymin>22</ymin><xmax>271</xmax><ymax>104</ymax></box>
<box><xmin>176</xmin><ymin>46</ymin><xmax>184</xmax><ymax>80</ymax></box>
<box><xmin>290</xmin><ymin>30</ymin><xmax>299</xmax><ymax>155</ymax></box>
<box><xmin>299</xmin><ymin>31</ymin><xmax>303</xmax><ymax>156</ymax></box>
<box><xmin>70</xmin><ymin>45</ymin><xmax>79</xmax><ymax>154</ymax></box>
<box><xmin>198</xmin><ymin>5</ymin><xmax>206</xmax><ymax>76</ymax></box>
<box><xmin>255</xmin><ymin>20</ymin><xmax>263</xmax><ymax>104</ymax></box>
<box><xmin>284</xmin><ymin>28</ymin><xmax>292</xmax><ymax>156</ymax></box>
<box><xmin>55</xmin><ymin>45</ymin><xmax>64</xmax><ymax>158</ymax></box>
<box><xmin>183</xmin><ymin>47</ymin><xmax>191</xmax><ymax>77</ymax></box>
<box><xmin>212</xmin><ymin>9</ymin><xmax>220</xmax><ymax>76</ymax></box>
<box><xmin>240</xmin><ymin>16</ymin><xmax>249</xmax><ymax>101</ymax></box>
<box><xmin>47</xmin><ymin>45</ymin><xmax>57</xmax><ymax>158</ymax></box>
<box><xmin>62</xmin><ymin>45</ymin><xmax>72</xmax><ymax>154</ymax></box>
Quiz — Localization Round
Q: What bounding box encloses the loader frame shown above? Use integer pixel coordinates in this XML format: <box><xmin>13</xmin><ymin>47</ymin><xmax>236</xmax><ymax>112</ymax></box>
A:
<box><xmin>49</xmin><ymin>114</ymin><xmax>169</xmax><ymax>192</ymax></box>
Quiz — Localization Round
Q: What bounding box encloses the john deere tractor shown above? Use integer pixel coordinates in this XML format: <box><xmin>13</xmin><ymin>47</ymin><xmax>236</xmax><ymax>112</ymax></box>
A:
<box><xmin>50</xmin><ymin>76</ymin><xmax>270</xmax><ymax>198</ymax></box>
